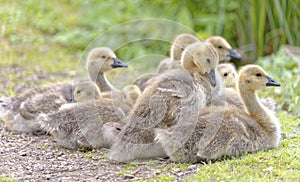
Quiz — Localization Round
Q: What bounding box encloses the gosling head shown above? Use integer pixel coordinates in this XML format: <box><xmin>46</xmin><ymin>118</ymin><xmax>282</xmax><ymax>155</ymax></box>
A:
<box><xmin>60</xmin><ymin>83</ymin><xmax>74</xmax><ymax>103</ymax></box>
<box><xmin>73</xmin><ymin>80</ymin><xmax>102</xmax><ymax>102</ymax></box>
<box><xmin>217</xmin><ymin>63</ymin><xmax>238</xmax><ymax>88</ymax></box>
<box><xmin>181</xmin><ymin>42</ymin><xmax>219</xmax><ymax>87</ymax></box>
<box><xmin>206</xmin><ymin>36</ymin><xmax>241</xmax><ymax>62</ymax></box>
<box><xmin>86</xmin><ymin>47</ymin><xmax>127</xmax><ymax>78</ymax></box>
<box><xmin>102</xmin><ymin>122</ymin><xmax>123</xmax><ymax>145</ymax></box>
<box><xmin>170</xmin><ymin>33</ymin><xmax>200</xmax><ymax>60</ymax></box>
<box><xmin>122</xmin><ymin>84</ymin><xmax>141</xmax><ymax>107</ymax></box>
<box><xmin>238</xmin><ymin>65</ymin><xmax>280</xmax><ymax>92</ymax></box>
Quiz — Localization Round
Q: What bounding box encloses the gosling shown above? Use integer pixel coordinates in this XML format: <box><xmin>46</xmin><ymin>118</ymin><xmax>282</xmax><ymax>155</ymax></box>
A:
<box><xmin>155</xmin><ymin>65</ymin><xmax>281</xmax><ymax>163</ymax></box>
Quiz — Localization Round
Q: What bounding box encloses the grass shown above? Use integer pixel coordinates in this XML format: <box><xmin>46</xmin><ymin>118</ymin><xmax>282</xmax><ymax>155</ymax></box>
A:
<box><xmin>0</xmin><ymin>1</ymin><xmax>82</xmax><ymax>96</ymax></box>
<box><xmin>81</xmin><ymin>151</ymin><xmax>95</xmax><ymax>159</ymax></box>
<box><xmin>138</xmin><ymin>175</ymin><xmax>175</xmax><ymax>181</ymax></box>
<box><xmin>122</xmin><ymin>162</ymin><xmax>138</xmax><ymax>169</ymax></box>
<box><xmin>116</xmin><ymin>170</ymin><xmax>132</xmax><ymax>176</ymax></box>
<box><xmin>117</xmin><ymin>112</ymin><xmax>300</xmax><ymax>181</ymax></box>
<box><xmin>185</xmin><ymin>112</ymin><xmax>300</xmax><ymax>181</ymax></box>
<box><xmin>161</xmin><ymin>163</ymin><xmax>191</xmax><ymax>173</ymax></box>
<box><xmin>39</xmin><ymin>143</ymin><xmax>48</xmax><ymax>149</ymax></box>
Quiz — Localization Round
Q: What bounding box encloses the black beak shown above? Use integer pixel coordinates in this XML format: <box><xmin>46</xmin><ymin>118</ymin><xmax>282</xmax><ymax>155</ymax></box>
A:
<box><xmin>68</xmin><ymin>98</ymin><xmax>76</xmax><ymax>103</ymax></box>
<box><xmin>205</xmin><ymin>69</ymin><xmax>216</xmax><ymax>87</ymax></box>
<box><xmin>229</xmin><ymin>49</ymin><xmax>241</xmax><ymax>59</ymax></box>
<box><xmin>266</xmin><ymin>76</ymin><xmax>280</xmax><ymax>87</ymax></box>
<box><xmin>111</xmin><ymin>57</ymin><xmax>128</xmax><ymax>68</ymax></box>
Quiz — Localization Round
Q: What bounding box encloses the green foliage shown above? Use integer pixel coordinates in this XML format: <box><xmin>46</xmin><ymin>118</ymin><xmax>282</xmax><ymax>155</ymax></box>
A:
<box><xmin>143</xmin><ymin>0</ymin><xmax>300</xmax><ymax>62</ymax></box>
<box><xmin>0</xmin><ymin>0</ymin><xmax>80</xmax><ymax>74</ymax></box>
<box><xmin>250</xmin><ymin>0</ymin><xmax>267</xmax><ymax>58</ymax></box>
<box><xmin>0</xmin><ymin>176</ymin><xmax>15</xmax><ymax>182</ymax></box>
<box><xmin>257</xmin><ymin>48</ymin><xmax>300</xmax><ymax>116</ymax></box>
<box><xmin>2</xmin><ymin>0</ymin><xmax>299</xmax><ymax>69</ymax></box>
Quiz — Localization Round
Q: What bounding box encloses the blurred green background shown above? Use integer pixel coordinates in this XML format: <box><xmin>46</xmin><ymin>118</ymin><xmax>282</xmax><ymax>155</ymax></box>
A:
<box><xmin>0</xmin><ymin>0</ymin><xmax>300</xmax><ymax>115</ymax></box>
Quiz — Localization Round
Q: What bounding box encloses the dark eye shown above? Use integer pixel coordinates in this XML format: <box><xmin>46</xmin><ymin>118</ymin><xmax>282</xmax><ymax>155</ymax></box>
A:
<box><xmin>76</xmin><ymin>90</ymin><xmax>81</xmax><ymax>94</ymax></box>
<box><xmin>223</xmin><ymin>73</ymin><xmax>228</xmax><ymax>77</ymax></box>
<box><xmin>256</xmin><ymin>73</ymin><xmax>262</xmax><ymax>77</ymax></box>
<box><xmin>101</xmin><ymin>55</ymin><xmax>106</xmax><ymax>59</ymax></box>
<box><xmin>206</xmin><ymin>58</ymin><xmax>210</xmax><ymax>64</ymax></box>
<box><xmin>218</xmin><ymin>46</ymin><xmax>223</xmax><ymax>49</ymax></box>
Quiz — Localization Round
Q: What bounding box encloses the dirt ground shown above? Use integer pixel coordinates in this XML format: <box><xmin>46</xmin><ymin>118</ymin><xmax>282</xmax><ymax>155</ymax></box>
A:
<box><xmin>0</xmin><ymin>65</ymin><xmax>199</xmax><ymax>181</ymax></box>
<box><xmin>0</xmin><ymin>122</ymin><xmax>199</xmax><ymax>181</ymax></box>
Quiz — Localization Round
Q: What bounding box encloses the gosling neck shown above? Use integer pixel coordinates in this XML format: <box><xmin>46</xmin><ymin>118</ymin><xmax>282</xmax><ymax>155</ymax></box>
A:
<box><xmin>95</xmin><ymin>73</ymin><xmax>117</xmax><ymax>93</ymax></box>
<box><xmin>238</xmin><ymin>82</ymin><xmax>277</xmax><ymax>134</ymax></box>
<box><xmin>238</xmin><ymin>88</ymin><xmax>263</xmax><ymax>117</ymax></box>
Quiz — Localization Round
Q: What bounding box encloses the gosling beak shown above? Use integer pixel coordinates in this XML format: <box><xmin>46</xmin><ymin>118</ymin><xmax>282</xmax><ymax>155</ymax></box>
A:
<box><xmin>68</xmin><ymin>98</ymin><xmax>76</xmax><ymax>103</ymax></box>
<box><xmin>266</xmin><ymin>76</ymin><xmax>280</xmax><ymax>87</ymax></box>
<box><xmin>229</xmin><ymin>49</ymin><xmax>241</xmax><ymax>59</ymax></box>
<box><xmin>205</xmin><ymin>69</ymin><xmax>216</xmax><ymax>87</ymax></box>
<box><xmin>111</xmin><ymin>57</ymin><xmax>128</xmax><ymax>68</ymax></box>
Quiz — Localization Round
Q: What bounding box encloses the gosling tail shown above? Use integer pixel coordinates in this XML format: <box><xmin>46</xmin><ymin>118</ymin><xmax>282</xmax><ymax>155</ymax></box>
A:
<box><xmin>0</xmin><ymin>96</ymin><xmax>12</xmax><ymax>118</ymax></box>
<box><xmin>37</xmin><ymin>113</ymin><xmax>58</xmax><ymax>134</ymax></box>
